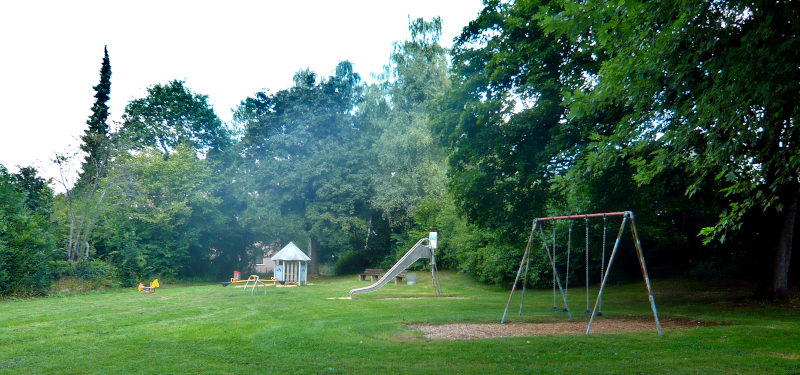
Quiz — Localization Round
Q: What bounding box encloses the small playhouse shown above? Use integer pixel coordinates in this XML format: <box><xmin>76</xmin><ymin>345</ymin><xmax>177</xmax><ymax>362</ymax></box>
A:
<box><xmin>270</xmin><ymin>242</ymin><xmax>310</xmax><ymax>286</ymax></box>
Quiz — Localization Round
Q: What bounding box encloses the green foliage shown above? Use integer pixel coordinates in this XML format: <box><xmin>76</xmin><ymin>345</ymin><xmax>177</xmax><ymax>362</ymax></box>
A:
<box><xmin>390</xmin><ymin>194</ymin><xmax>543</xmax><ymax>285</ymax></box>
<box><xmin>333</xmin><ymin>249</ymin><xmax>369</xmax><ymax>276</ymax></box>
<box><xmin>29</xmin><ymin>2</ymin><xmax>796</xmax><ymax>295</ymax></box>
<box><xmin>432</xmin><ymin>0</ymin><xmax>792</xmax><ymax>287</ymax></box>
<box><xmin>0</xmin><ymin>165</ymin><xmax>54</xmax><ymax>296</ymax></box>
<box><xmin>534</xmin><ymin>0</ymin><xmax>800</xmax><ymax>297</ymax></box>
<box><xmin>432</xmin><ymin>0</ymin><xmax>592</xmax><ymax>236</ymax></box>
<box><xmin>541</xmin><ymin>0</ymin><xmax>800</xmax><ymax>243</ymax></box>
<box><xmin>368</xmin><ymin>17</ymin><xmax>450</xmax><ymax>230</ymax></box>
<box><xmin>430</xmin><ymin>0</ymin><xmax>619</xmax><ymax>284</ymax></box>
<box><xmin>48</xmin><ymin>259</ymin><xmax>118</xmax><ymax>291</ymax></box>
<box><xmin>396</xmin><ymin>198</ymin><xmax>457</xmax><ymax>268</ymax></box>
<box><xmin>48</xmin><ymin>260</ymin><xmax>75</xmax><ymax>279</ymax></box>
<box><xmin>94</xmin><ymin>146</ymin><xmax>224</xmax><ymax>282</ymax></box>
<box><xmin>236</xmin><ymin>61</ymin><xmax>372</xmax><ymax>271</ymax></box>
<box><xmin>53</xmin><ymin>145</ymin><xmax>129</xmax><ymax>263</ymax></box>
<box><xmin>72</xmin><ymin>259</ymin><xmax>115</xmax><ymax>280</ymax></box>
<box><xmin>50</xmin><ymin>276</ymin><xmax>114</xmax><ymax>293</ymax></box>
<box><xmin>48</xmin><ymin>68</ymin><xmax>249</xmax><ymax>288</ymax></box>
<box><xmin>121</xmin><ymin>80</ymin><xmax>229</xmax><ymax>155</ymax></box>
<box><xmin>12</xmin><ymin>166</ymin><xmax>54</xmax><ymax>216</ymax></box>
<box><xmin>110</xmin><ymin>241</ymin><xmax>146</xmax><ymax>287</ymax></box>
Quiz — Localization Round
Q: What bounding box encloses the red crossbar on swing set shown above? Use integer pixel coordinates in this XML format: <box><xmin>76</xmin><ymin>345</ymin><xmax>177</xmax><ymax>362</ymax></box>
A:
<box><xmin>533</xmin><ymin>212</ymin><xmax>627</xmax><ymax>221</ymax></box>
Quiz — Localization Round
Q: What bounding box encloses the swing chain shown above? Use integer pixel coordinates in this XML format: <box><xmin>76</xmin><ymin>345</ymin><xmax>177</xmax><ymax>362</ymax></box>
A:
<box><xmin>552</xmin><ymin>218</ymin><xmax>557</xmax><ymax>309</ymax></box>
<box><xmin>601</xmin><ymin>214</ymin><xmax>607</xmax><ymax>313</ymax></box>
<box><xmin>566</xmin><ymin>218</ymin><xmax>572</xmax><ymax>301</ymax></box>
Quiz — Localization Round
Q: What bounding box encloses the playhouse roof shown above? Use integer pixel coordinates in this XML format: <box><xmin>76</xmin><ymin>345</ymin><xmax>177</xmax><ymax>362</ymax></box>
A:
<box><xmin>270</xmin><ymin>242</ymin><xmax>311</xmax><ymax>261</ymax></box>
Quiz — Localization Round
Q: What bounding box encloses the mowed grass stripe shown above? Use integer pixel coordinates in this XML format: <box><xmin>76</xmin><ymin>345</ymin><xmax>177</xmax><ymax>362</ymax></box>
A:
<box><xmin>1</xmin><ymin>272</ymin><xmax>799</xmax><ymax>374</ymax></box>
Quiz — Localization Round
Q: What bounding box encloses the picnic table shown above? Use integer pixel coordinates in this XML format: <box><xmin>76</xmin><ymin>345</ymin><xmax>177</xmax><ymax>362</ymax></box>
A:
<box><xmin>358</xmin><ymin>268</ymin><xmax>383</xmax><ymax>282</ymax></box>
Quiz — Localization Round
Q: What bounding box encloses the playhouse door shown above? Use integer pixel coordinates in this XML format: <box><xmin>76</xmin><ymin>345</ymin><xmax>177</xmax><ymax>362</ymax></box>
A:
<box><xmin>300</xmin><ymin>264</ymin><xmax>307</xmax><ymax>284</ymax></box>
<box><xmin>275</xmin><ymin>265</ymin><xmax>284</xmax><ymax>282</ymax></box>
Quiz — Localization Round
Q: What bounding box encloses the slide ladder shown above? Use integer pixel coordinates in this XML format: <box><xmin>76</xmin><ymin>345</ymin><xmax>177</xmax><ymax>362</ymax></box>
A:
<box><xmin>350</xmin><ymin>238</ymin><xmax>440</xmax><ymax>298</ymax></box>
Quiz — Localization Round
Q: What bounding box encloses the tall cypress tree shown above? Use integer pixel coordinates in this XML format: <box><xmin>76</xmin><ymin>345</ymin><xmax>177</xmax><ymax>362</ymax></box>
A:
<box><xmin>79</xmin><ymin>45</ymin><xmax>111</xmax><ymax>185</ymax></box>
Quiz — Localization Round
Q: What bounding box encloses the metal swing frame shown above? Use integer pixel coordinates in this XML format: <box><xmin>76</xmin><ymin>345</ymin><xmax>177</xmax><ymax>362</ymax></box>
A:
<box><xmin>501</xmin><ymin>211</ymin><xmax>663</xmax><ymax>337</ymax></box>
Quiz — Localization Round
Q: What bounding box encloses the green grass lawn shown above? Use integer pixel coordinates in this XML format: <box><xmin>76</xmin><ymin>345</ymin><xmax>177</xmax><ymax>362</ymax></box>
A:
<box><xmin>2</xmin><ymin>271</ymin><xmax>798</xmax><ymax>374</ymax></box>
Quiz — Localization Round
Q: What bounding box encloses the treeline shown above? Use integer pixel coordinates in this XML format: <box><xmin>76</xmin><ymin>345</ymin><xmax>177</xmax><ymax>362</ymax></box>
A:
<box><xmin>2</xmin><ymin>0</ymin><xmax>798</xmax><ymax>300</ymax></box>
<box><xmin>1</xmin><ymin>19</ymin><xmax>460</xmax><ymax>296</ymax></box>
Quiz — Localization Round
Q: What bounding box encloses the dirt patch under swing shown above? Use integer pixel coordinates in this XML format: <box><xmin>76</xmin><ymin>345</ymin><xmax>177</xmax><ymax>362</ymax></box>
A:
<box><xmin>409</xmin><ymin>316</ymin><xmax>717</xmax><ymax>340</ymax></box>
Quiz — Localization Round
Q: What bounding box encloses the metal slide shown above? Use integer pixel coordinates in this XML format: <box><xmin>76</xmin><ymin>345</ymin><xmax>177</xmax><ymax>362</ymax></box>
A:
<box><xmin>349</xmin><ymin>238</ymin><xmax>435</xmax><ymax>298</ymax></box>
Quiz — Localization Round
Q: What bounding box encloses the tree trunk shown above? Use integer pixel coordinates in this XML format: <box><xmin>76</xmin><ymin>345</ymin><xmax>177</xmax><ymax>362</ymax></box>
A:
<box><xmin>308</xmin><ymin>236</ymin><xmax>319</xmax><ymax>276</ymax></box>
<box><xmin>363</xmin><ymin>217</ymin><xmax>372</xmax><ymax>252</ymax></box>
<box><xmin>756</xmin><ymin>180</ymin><xmax>798</xmax><ymax>300</ymax></box>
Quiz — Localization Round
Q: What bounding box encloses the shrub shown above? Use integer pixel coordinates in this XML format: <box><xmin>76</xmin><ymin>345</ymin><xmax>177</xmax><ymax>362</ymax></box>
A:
<box><xmin>0</xmin><ymin>166</ymin><xmax>57</xmax><ymax>297</ymax></box>
<box><xmin>334</xmin><ymin>250</ymin><xmax>369</xmax><ymax>275</ymax></box>
<box><xmin>47</xmin><ymin>259</ymin><xmax>119</xmax><ymax>293</ymax></box>
<box><xmin>49</xmin><ymin>260</ymin><xmax>75</xmax><ymax>279</ymax></box>
<box><xmin>73</xmin><ymin>259</ymin><xmax>116</xmax><ymax>281</ymax></box>
<box><xmin>50</xmin><ymin>276</ymin><xmax>115</xmax><ymax>293</ymax></box>
<box><xmin>318</xmin><ymin>263</ymin><xmax>335</xmax><ymax>276</ymax></box>
<box><xmin>0</xmin><ymin>243</ymin><xmax>51</xmax><ymax>297</ymax></box>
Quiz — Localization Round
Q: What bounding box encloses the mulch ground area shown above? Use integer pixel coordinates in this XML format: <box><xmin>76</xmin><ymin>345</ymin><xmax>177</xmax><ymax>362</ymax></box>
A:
<box><xmin>409</xmin><ymin>316</ymin><xmax>716</xmax><ymax>340</ymax></box>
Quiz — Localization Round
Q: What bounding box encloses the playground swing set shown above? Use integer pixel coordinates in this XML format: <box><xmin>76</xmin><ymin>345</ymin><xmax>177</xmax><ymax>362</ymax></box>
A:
<box><xmin>501</xmin><ymin>211</ymin><xmax>663</xmax><ymax>337</ymax></box>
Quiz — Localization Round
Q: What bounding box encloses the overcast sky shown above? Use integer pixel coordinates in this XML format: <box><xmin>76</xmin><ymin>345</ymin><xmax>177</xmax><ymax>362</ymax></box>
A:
<box><xmin>0</xmin><ymin>0</ymin><xmax>484</xmax><ymax>187</ymax></box>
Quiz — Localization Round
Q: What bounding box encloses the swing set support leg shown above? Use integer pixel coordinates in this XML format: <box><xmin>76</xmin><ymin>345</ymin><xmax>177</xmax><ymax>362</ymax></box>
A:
<box><xmin>540</xmin><ymin>225</ymin><xmax>573</xmax><ymax>321</ymax></box>
<box><xmin>629</xmin><ymin>212</ymin><xmax>663</xmax><ymax>337</ymax></box>
<box><xmin>519</xmin><ymin>238</ymin><xmax>532</xmax><ymax>317</ymax></box>
<box><xmin>585</xmin><ymin>215</ymin><xmax>593</xmax><ymax>315</ymax></box>
<box><xmin>502</xmin><ymin>221</ymin><xmax>537</xmax><ymax>324</ymax></box>
<box><xmin>587</xmin><ymin>214</ymin><xmax>627</xmax><ymax>334</ymax></box>
<box><xmin>585</xmin><ymin>212</ymin><xmax>662</xmax><ymax>336</ymax></box>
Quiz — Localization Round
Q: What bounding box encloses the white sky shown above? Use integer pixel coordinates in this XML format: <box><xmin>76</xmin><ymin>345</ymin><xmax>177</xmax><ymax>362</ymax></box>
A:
<box><xmin>0</xmin><ymin>0</ymin><xmax>484</xmax><ymax>187</ymax></box>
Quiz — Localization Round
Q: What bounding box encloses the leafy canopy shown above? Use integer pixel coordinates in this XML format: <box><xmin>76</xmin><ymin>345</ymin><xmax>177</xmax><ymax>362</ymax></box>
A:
<box><xmin>541</xmin><ymin>0</ymin><xmax>800</xmax><ymax>241</ymax></box>
<box><xmin>236</xmin><ymin>61</ymin><xmax>371</xmax><ymax>256</ymax></box>
<box><xmin>121</xmin><ymin>80</ymin><xmax>228</xmax><ymax>155</ymax></box>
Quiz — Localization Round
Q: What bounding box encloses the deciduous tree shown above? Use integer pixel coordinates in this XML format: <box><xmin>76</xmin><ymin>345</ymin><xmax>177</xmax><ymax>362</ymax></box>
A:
<box><xmin>369</xmin><ymin>17</ymin><xmax>450</xmax><ymax>230</ymax></box>
<box><xmin>543</xmin><ymin>0</ymin><xmax>800</xmax><ymax>299</ymax></box>
<box><xmin>431</xmin><ymin>0</ymin><xmax>590</xmax><ymax>236</ymax></box>
<box><xmin>95</xmin><ymin>146</ymin><xmax>223</xmax><ymax>282</ymax></box>
<box><xmin>120</xmin><ymin>80</ymin><xmax>228</xmax><ymax>156</ymax></box>
<box><xmin>236</xmin><ymin>62</ymin><xmax>370</xmax><ymax>275</ymax></box>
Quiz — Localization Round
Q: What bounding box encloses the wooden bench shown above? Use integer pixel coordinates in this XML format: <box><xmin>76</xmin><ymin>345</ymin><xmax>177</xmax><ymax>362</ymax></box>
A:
<box><xmin>358</xmin><ymin>268</ymin><xmax>383</xmax><ymax>282</ymax></box>
<box><xmin>394</xmin><ymin>270</ymin><xmax>408</xmax><ymax>285</ymax></box>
